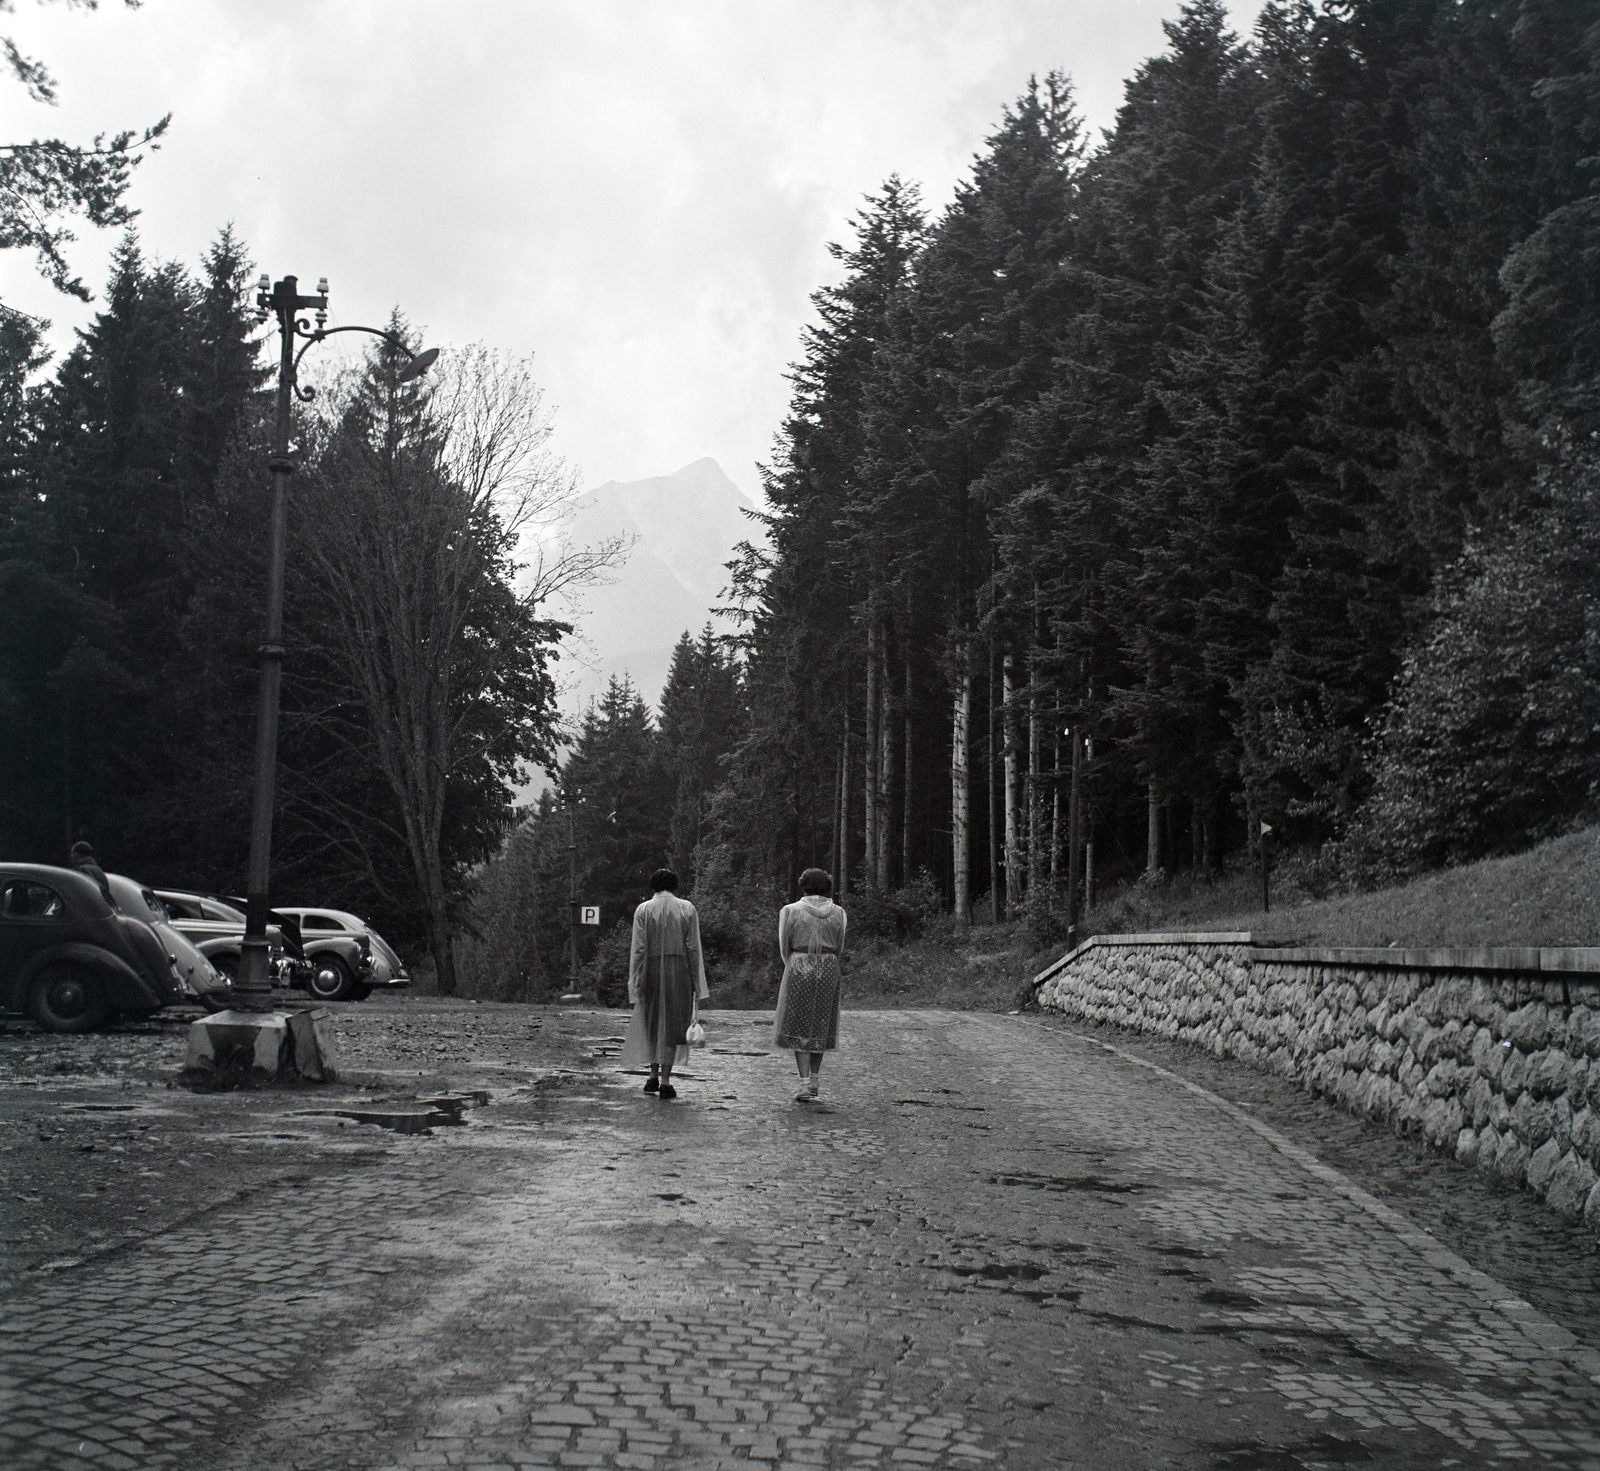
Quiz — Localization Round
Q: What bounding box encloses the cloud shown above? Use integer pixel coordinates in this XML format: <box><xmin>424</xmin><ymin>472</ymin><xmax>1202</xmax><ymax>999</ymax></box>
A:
<box><xmin>0</xmin><ymin>0</ymin><xmax>1263</xmax><ymax>501</ymax></box>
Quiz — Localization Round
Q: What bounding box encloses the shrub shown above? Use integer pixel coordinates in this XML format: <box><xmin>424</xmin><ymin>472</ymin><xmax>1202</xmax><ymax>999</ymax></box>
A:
<box><xmin>582</xmin><ymin>921</ymin><xmax>633</xmax><ymax>1008</ymax></box>
<box><xmin>1348</xmin><ymin>461</ymin><xmax>1600</xmax><ymax>878</ymax></box>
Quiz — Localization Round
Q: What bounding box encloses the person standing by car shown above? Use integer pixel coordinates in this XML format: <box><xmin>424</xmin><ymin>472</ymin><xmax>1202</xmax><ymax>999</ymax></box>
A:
<box><xmin>773</xmin><ymin>868</ymin><xmax>847</xmax><ymax>1102</ymax></box>
<box><xmin>619</xmin><ymin>868</ymin><xmax>708</xmax><ymax>1100</ymax></box>
<box><xmin>68</xmin><ymin>842</ymin><xmax>113</xmax><ymax>906</ymax></box>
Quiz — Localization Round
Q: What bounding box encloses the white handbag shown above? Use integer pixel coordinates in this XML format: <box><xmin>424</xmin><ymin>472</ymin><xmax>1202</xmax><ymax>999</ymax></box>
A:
<box><xmin>685</xmin><ymin>1020</ymin><xmax>706</xmax><ymax>1046</ymax></box>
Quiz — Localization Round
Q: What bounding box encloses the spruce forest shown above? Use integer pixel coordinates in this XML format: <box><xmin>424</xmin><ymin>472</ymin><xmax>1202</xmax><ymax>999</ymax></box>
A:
<box><xmin>474</xmin><ymin>0</ymin><xmax>1600</xmax><ymax>999</ymax></box>
<box><xmin>7</xmin><ymin>0</ymin><xmax>1600</xmax><ymax>1002</ymax></box>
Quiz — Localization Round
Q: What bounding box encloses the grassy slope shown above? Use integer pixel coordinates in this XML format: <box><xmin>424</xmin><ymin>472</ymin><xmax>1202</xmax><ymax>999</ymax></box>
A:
<box><xmin>1133</xmin><ymin>824</ymin><xmax>1600</xmax><ymax>949</ymax></box>
<box><xmin>802</xmin><ymin>824</ymin><xmax>1600</xmax><ymax>1014</ymax></box>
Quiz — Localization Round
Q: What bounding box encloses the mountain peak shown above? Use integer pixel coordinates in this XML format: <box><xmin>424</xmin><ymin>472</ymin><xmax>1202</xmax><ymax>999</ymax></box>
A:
<box><xmin>559</xmin><ymin>458</ymin><xmax>759</xmax><ymax>713</ymax></box>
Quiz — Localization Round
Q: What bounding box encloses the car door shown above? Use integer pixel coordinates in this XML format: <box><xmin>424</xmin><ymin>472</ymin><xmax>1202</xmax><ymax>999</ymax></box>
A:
<box><xmin>0</xmin><ymin>878</ymin><xmax>66</xmax><ymax>997</ymax></box>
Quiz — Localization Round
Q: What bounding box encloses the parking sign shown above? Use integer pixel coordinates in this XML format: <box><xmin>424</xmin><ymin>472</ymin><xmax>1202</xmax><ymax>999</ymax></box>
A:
<box><xmin>579</xmin><ymin>905</ymin><xmax>601</xmax><ymax>926</ymax></box>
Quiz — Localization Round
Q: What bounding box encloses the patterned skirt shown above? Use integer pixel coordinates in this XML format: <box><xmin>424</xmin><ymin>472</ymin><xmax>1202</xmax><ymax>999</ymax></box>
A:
<box><xmin>773</xmin><ymin>952</ymin><xmax>841</xmax><ymax>1052</ymax></box>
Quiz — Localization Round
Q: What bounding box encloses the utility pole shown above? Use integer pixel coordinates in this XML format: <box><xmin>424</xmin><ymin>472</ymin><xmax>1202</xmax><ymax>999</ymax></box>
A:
<box><xmin>567</xmin><ymin>804</ymin><xmax>580</xmax><ymax>991</ymax></box>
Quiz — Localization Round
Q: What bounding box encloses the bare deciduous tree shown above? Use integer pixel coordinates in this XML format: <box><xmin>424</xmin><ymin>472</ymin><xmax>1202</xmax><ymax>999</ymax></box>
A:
<box><xmin>293</xmin><ymin>341</ymin><xmax>625</xmax><ymax>993</ymax></box>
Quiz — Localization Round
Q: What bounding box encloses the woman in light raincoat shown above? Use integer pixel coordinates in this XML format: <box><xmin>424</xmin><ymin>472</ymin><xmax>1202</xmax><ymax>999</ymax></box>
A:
<box><xmin>773</xmin><ymin>867</ymin><xmax>847</xmax><ymax>1102</ymax></box>
<box><xmin>619</xmin><ymin>868</ymin><xmax>709</xmax><ymax>1100</ymax></box>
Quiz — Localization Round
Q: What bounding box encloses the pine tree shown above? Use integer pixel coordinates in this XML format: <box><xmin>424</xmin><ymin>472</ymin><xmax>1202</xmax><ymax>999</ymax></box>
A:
<box><xmin>561</xmin><ymin>676</ymin><xmax>671</xmax><ymax>950</ymax></box>
<box><xmin>658</xmin><ymin>625</ymin><xmax>745</xmax><ymax>889</ymax></box>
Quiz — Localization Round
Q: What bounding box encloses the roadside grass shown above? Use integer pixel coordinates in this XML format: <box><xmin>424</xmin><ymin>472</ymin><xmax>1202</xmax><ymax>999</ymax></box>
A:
<box><xmin>707</xmin><ymin>927</ymin><xmax>1054</xmax><ymax>1014</ymax></box>
<box><xmin>1186</xmin><ymin>824</ymin><xmax>1600</xmax><ymax>949</ymax></box>
<box><xmin>705</xmin><ymin>823</ymin><xmax>1600</xmax><ymax>1014</ymax></box>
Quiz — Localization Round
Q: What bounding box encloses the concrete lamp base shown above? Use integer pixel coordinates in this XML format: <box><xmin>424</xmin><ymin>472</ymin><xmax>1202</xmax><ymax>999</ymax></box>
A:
<box><xmin>185</xmin><ymin>1008</ymin><xmax>341</xmax><ymax>1082</ymax></box>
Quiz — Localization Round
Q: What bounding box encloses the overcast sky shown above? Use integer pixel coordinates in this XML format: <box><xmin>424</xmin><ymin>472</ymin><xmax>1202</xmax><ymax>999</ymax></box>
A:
<box><xmin>3</xmin><ymin>0</ymin><xmax>1264</xmax><ymax>502</ymax></box>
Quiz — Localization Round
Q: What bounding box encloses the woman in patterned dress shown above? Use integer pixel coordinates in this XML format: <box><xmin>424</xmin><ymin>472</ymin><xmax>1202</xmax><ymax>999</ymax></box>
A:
<box><xmin>620</xmin><ymin>868</ymin><xmax>709</xmax><ymax>1100</ymax></box>
<box><xmin>772</xmin><ymin>868</ymin><xmax>847</xmax><ymax>1102</ymax></box>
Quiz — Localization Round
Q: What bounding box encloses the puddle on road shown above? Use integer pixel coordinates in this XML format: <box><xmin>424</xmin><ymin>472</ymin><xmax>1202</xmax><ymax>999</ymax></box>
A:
<box><xmin>990</xmin><ymin>1170</ymin><xmax>1146</xmax><ymax>1195</ymax></box>
<box><xmin>294</xmin><ymin>1090</ymin><xmax>486</xmax><ymax>1136</ymax></box>
<box><xmin>1208</xmin><ymin>1434</ymin><xmax>1373</xmax><ymax>1469</ymax></box>
<box><xmin>210</xmin><ymin>1131</ymin><xmax>316</xmax><ymax>1142</ymax></box>
<box><xmin>1198</xmin><ymin>1287</ymin><xmax>1262</xmax><ymax>1309</ymax></box>
<box><xmin>946</xmin><ymin>1261</ymin><xmax>1049</xmax><ymax>1281</ymax></box>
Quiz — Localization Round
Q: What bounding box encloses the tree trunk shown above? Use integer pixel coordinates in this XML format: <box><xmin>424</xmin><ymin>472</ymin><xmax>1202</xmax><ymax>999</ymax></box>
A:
<box><xmin>830</xmin><ymin>736</ymin><xmax>843</xmax><ymax>889</ymax></box>
<box><xmin>878</xmin><ymin>629</ymin><xmax>896</xmax><ymax>892</ymax></box>
<box><xmin>864</xmin><ymin>611</ymin><xmax>880</xmax><ymax>893</ymax></box>
<box><xmin>901</xmin><ymin>653</ymin><xmax>914</xmax><ymax>885</ymax></box>
<box><xmin>1146</xmin><ymin>780</ymin><xmax>1161</xmax><ymax>875</ymax></box>
<box><xmin>420</xmin><ymin>835</ymin><xmax>456</xmax><ymax>996</ymax></box>
<box><xmin>1027</xmin><ymin>675</ymin><xmax>1042</xmax><ymax>896</ymax></box>
<box><xmin>1049</xmin><ymin>731</ymin><xmax>1061</xmax><ymax>887</ymax></box>
<box><xmin>987</xmin><ymin>637</ymin><xmax>1001</xmax><ymax>920</ymax></box>
<box><xmin>1002</xmin><ymin>653</ymin><xmax>1021</xmax><ymax>911</ymax></box>
<box><xmin>839</xmin><ymin>705</ymin><xmax>852</xmax><ymax>898</ymax></box>
<box><xmin>951</xmin><ymin>649</ymin><xmax>972</xmax><ymax>926</ymax></box>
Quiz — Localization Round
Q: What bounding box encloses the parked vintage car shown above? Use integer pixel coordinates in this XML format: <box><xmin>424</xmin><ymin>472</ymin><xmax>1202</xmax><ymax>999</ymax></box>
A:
<box><xmin>274</xmin><ymin>907</ymin><xmax>410</xmax><ymax>1002</ymax></box>
<box><xmin>154</xmin><ymin>890</ymin><xmax>382</xmax><ymax>1002</ymax></box>
<box><xmin>0</xmin><ymin>864</ymin><xmax>189</xmax><ymax>1031</ymax></box>
<box><xmin>152</xmin><ymin>890</ymin><xmax>299</xmax><ymax>982</ymax></box>
<box><xmin>105</xmin><ymin>875</ymin><xmax>233</xmax><ymax>1013</ymax></box>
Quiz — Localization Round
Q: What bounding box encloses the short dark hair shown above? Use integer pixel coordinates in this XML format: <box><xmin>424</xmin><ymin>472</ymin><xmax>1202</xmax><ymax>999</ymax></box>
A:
<box><xmin>649</xmin><ymin>868</ymin><xmax>678</xmax><ymax>892</ymax></box>
<box><xmin>798</xmin><ymin>867</ymin><xmax>832</xmax><ymax>896</ymax></box>
<box><xmin>69</xmin><ymin>841</ymin><xmax>95</xmax><ymax>861</ymax></box>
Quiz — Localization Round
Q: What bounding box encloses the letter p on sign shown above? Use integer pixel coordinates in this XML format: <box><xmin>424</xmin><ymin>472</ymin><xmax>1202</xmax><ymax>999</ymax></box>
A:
<box><xmin>580</xmin><ymin>905</ymin><xmax>601</xmax><ymax>926</ymax></box>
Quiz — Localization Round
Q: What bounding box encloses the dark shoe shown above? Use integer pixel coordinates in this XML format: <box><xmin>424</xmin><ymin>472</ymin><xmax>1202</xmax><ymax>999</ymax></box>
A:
<box><xmin>658</xmin><ymin>1083</ymin><xmax>677</xmax><ymax>1100</ymax></box>
<box><xmin>643</xmin><ymin>1076</ymin><xmax>660</xmax><ymax>1093</ymax></box>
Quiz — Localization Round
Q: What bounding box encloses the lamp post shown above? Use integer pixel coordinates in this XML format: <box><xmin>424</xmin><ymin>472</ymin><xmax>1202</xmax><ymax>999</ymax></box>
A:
<box><xmin>235</xmin><ymin>275</ymin><xmax>438</xmax><ymax>1003</ymax></box>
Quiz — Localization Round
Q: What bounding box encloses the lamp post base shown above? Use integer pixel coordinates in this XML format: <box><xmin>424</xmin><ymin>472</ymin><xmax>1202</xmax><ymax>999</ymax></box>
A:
<box><xmin>184</xmin><ymin>1008</ymin><xmax>341</xmax><ymax>1082</ymax></box>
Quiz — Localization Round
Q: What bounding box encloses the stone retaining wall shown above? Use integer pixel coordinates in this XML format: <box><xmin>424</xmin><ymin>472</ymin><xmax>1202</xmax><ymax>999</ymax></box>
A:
<box><xmin>1032</xmin><ymin>932</ymin><xmax>1600</xmax><ymax>1232</ymax></box>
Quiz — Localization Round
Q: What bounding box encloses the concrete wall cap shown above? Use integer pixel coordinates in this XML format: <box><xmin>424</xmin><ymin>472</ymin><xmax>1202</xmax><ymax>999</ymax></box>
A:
<box><xmin>1253</xmin><ymin>945</ymin><xmax>1600</xmax><ymax>977</ymax></box>
<box><xmin>1032</xmin><ymin>932</ymin><xmax>1254</xmax><ymax>986</ymax></box>
<box><xmin>1034</xmin><ymin>935</ymin><xmax>1600</xmax><ymax>987</ymax></box>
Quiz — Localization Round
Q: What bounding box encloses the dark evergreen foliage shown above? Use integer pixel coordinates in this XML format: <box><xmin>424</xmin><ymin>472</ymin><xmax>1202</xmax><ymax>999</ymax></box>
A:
<box><xmin>706</xmin><ymin>0</ymin><xmax>1600</xmax><ymax>917</ymax></box>
<box><xmin>1</xmin><ymin>234</ymin><xmax>570</xmax><ymax>977</ymax></box>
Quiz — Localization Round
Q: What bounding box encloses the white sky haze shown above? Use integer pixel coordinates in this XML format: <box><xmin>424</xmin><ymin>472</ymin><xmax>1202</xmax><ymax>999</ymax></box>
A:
<box><xmin>2</xmin><ymin>0</ymin><xmax>1264</xmax><ymax>501</ymax></box>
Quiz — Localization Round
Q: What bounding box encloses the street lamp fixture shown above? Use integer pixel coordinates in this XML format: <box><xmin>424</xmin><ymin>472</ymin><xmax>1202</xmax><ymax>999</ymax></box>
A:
<box><xmin>235</xmin><ymin>275</ymin><xmax>438</xmax><ymax>1003</ymax></box>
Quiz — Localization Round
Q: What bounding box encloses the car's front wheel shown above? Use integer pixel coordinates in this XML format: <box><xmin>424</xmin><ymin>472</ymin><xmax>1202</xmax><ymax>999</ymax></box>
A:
<box><xmin>306</xmin><ymin>955</ymin><xmax>357</xmax><ymax>1002</ymax></box>
<box><xmin>28</xmin><ymin>966</ymin><xmax>109</xmax><ymax>1033</ymax></box>
<box><xmin>199</xmin><ymin>992</ymin><xmax>233</xmax><ymax>1013</ymax></box>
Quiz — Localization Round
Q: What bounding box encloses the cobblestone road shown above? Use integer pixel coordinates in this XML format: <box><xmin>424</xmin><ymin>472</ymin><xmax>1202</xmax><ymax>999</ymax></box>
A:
<box><xmin>3</xmin><ymin>1008</ymin><xmax>1598</xmax><ymax>1470</ymax></box>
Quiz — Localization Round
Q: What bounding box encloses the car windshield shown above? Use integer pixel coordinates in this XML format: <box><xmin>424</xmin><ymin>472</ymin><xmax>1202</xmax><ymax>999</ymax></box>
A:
<box><xmin>202</xmin><ymin>899</ymin><xmax>245</xmax><ymax>922</ymax></box>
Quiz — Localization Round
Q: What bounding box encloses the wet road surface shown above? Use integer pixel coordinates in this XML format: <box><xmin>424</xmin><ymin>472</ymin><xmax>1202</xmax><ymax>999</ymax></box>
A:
<box><xmin>1</xmin><ymin>1004</ymin><xmax>1597</xmax><ymax>1470</ymax></box>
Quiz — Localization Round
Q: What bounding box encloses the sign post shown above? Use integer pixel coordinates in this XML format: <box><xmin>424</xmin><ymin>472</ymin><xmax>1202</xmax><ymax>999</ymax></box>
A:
<box><xmin>1259</xmin><ymin>820</ymin><xmax>1273</xmax><ymax>914</ymax></box>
